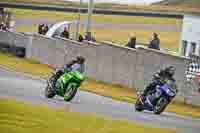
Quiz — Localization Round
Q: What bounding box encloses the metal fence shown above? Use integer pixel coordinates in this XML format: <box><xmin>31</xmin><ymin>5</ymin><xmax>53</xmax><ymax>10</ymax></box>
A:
<box><xmin>183</xmin><ymin>54</ymin><xmax>200</xmax><ymax>104</ymax></box>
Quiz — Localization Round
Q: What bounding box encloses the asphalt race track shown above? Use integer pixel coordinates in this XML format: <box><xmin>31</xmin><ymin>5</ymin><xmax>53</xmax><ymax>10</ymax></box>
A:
<box><xmin>0</xmin><ymin>68</ymin><xmax>199</xmax><ymax>133</ymax></box>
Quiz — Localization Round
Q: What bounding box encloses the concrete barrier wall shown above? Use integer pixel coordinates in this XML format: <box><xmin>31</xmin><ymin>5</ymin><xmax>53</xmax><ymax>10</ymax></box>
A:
<box><xmin>1</xmin><ymin>31</ymin><xmax>199</xmax><ymax>105</ymax></box>
<box><xmin>30</xmin><ymin>34</ymin><xmax>67</xmax><ymax>68</ymax></box>
<box><xmin>0</xmin><ymin>31</ymin><xmax>13</xmax><ymax>46</ymax></box>
<box><xmin>0</xmin><ymin>31</ymin><xmax>28</xmax><ymax>48</ymax></box>
<box><xmin>94</xmin><ymin>43</ymin><xmax>137</xmax><ymax>88</ymax></box>
<box><xmin>13</xmin><ymin>32</ymin><xmax>29</xmax><ymax>48</ymax></box>
<box><xmin>55</xmin><ymin>37</ymin><xmax>103</xmax><ymax>81</ymax></box>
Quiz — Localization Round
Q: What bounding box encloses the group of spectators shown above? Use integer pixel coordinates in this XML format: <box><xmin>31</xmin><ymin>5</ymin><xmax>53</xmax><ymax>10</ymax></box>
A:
<box><xmin>0</xmin><ymin>22</ymin><xmax>8</xmax><ymax>31</ymax></box>
<box><xmin>54</xmin><ymin>26</ymin><xmax>96</xmax><ymax>43</ymax></box>
<box><xmin>37</xmin><ymin>24</ymin><xmax>96</xmax><ymax>43</ymax></box>
<box><xmin>38</xmin><ymin>24</ymin><xmax>70</xmax><ymax>39</ymax></box>
<box><xmin>38</xmin><ymin>23</ymin><xmax>160</xmax><ymax>49</ymax></box>
<box><xmin>38</xmin><ymin>24</ymin><xmax>49</xmax><ymax>35</ymax></box>
<box><xmin>126</xmin><ymin>32</ymin><xmax>160</xmax><ymax>51</ymax></box>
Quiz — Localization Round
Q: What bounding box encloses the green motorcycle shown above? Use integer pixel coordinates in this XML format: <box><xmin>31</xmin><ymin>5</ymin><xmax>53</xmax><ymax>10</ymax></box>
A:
<box><xmin>45</xmin><ymin>70</ymin><xmax>85</xmax><ymax>102</ymax></box>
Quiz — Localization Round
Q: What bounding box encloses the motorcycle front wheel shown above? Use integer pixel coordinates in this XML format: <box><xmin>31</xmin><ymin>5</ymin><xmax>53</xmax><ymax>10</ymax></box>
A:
<box><xmin>45</xmin><ymin>84</ymin><xmax>56</xmax><ymax>98</ymax></box>
<box><xmin>135</xmin><ymin>97</ymin><xmax>144</xmax><ymax>112</ymax></box>
<box><xmin>64</xmin><ymin>82</ymin><xmax>78</xmax><ymax>102</ymax></box>
<box><xmin>153</xmin><ymin>97</ymin><xmax>168</xmax><ymax>115</ymax></box>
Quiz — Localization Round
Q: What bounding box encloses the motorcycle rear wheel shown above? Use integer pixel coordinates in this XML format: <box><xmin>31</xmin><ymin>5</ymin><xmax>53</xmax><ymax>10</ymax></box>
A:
<box><xmin>153</xmin><ymin>97</ymin><xmax>168</xmax><ymax>115</ymax></box>
<box><xmin>64</xmin><ymin>82</ymin><xmax>78</xmax><ymax>102</ymax></box>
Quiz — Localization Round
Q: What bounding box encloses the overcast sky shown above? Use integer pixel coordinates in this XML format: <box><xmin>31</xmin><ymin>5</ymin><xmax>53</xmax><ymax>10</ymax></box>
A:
<box><xmin>65</xmin><ymin>0</ymin><xmax>163</xmax><ymax>5</ymax></box>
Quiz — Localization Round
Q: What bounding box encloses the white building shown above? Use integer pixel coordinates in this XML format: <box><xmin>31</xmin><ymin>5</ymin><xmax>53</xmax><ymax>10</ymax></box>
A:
<box><xmin>180</xmin><ymin>14</ymin><xmax>200</xmax><ymax>57</ymax></box>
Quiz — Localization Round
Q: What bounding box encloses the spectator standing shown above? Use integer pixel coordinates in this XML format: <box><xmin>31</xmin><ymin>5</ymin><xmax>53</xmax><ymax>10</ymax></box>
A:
<box><xmin>85</xmin><ymin>32</ymin><xmax>96</xmax><ymax>42</ymax></box>
<box><xmin>61</xmin><ymin>27</ymin><xmax>69</xmax><ymax>39</ymax></box>
<box><xmin>78</xmin><ymin>34</ymin><xmax>84</xmax><ymax>42</ymax></box>
<box><xmin>0</xmin><ymin>22</ymin><xmax>5</xmax><ymax>31</ymax></box>
<box><xmin>43</xmin><ymin>24</ymin><xmax>49</xmax><ymax>35</ymax></box>
<box><xmin>41</xmin><ymin>24</ymin><xmax>46</xmax><ymax>35</ymax></box>
<box><xmin>126</xmin><ymin>36</ymin><xmax>136</xmax><ymax>49</ymax></box>
<box><xmin>85</xmin><ymin>32</ymin><xmax>92</xmax><ymax>41</ymax></box>
<box><xmin>2</xmin><ymin>22</ymin><xmax>7</xmax><ymax>31</ymax></box>
<box><xmin>148</xmin><ymin>32</ymin><xmax>160</xmax><ymax>50</ymax></box>
<box><xmin>8</xmin><ymin>19</ymin><xmax>15</xmax><ymax>32</ymax></box>
<box><xmin>38</xmin><ymin>24</ymin><xmax>44</xmax><ymax>34</ymax></box>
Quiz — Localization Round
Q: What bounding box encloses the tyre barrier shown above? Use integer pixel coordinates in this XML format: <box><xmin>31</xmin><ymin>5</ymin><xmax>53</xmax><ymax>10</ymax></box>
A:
<box><xmin>10</xmin><ymin>46</ymin><xmax>26</xmax><ymax>58</ymax></box>
<box><xmin>0</xmin><ymin>43</ymin><xmax>10</xmax><ymax>52</ymax></box>
<box><xmin>0</xmin><ymin>43</ymin><xmax>26</xmax><ymax>58</ymax></box>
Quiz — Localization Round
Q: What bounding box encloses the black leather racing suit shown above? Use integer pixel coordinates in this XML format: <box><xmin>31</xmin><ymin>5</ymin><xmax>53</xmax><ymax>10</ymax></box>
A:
<box><xmin>142</xmin><ymin>69</ymin><xmax>177</xmax><ymax>97</ymax></box>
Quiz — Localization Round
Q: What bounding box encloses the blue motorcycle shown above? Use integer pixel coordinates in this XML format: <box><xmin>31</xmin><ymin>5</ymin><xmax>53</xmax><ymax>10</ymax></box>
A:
<box><xmin>135</xmin><ymin>83</ymin><xmax>177</xmax><ymax>114</ymax></box>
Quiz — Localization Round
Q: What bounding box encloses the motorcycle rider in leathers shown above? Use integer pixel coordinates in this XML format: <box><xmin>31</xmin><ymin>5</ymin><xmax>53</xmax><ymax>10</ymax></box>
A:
<box><xmin>142</xmin><ymin>66</ymin><xmax>178</xmax><ymax>98</ymax></box>
<box><xmin>55</xmin><ymin>56</ymin><xmax>85</xmax><ymax>78</ymax></box>
<box><xmin>52</xmin><ymin>56</ymin><xmax>85</xmax><ymax>91</ymax></box>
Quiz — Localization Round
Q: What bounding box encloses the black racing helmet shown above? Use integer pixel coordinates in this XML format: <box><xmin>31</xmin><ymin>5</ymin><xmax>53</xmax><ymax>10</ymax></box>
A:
<box><xmin>76</xmin><ymin>56</ymin><xmax>85</xmax><ymax>64</ymax></box>
<box><xmin>165</xmin><ymin>66</ymin><xmax>176</xmax><ymax>77</ymax></box>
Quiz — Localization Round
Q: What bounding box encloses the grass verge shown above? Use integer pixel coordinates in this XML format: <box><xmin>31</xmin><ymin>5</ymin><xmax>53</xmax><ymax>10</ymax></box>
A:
<box><xmin>0</xmin><ymin>51</ymin><xmax>199</xmax><ymax>118</ymax></box>
<box><xmin>0</xmin><ymin>99</ymin><xmax>180</xmax><ymax>133</ymax></box>
<box><xmin>7</xmin><ymin>8</ymin><xmax>181</xmax><ymax>26</ymax></box>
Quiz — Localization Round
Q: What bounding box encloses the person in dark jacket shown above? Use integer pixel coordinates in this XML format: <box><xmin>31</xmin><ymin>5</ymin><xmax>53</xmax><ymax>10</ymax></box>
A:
<box><xmin>61</xmin><ymin>27</ymin><xmax>69</xmax><ymax>39</ymax></box>
<box><xmin>85</xmin><ymin>32</ymin><xmax>92</xmax><ymax>41</ymax></box>
<box><xmin>126</xmin><ymin>36</ymin><xmax>136</xmax><ymax>49</ymax></box>
<box><xmin>142</xmin><ymin>66</ymin><xmax>177</xmax><ymax>97</ymax></box>
<box><xmin>41</xmin><ymin>24</ymin><xmax>46</xmax><ymax>35</ymax></box>
<box><xmin>148</xmin><ymin>32</ymin><xmax>160</xmax><ymax>50</ymax></box>
<box><xmin>78</xmin><ymin>34</ymin><xmax>84</xmax><ymax>42</ymax></box>
<box><xmin>0</xmin><ymin>22</ymin><xmax>7</xmax><ymax>31</ymax></box>
<box><xmin>38</xmin><ymin>24</ymin><xmax>44</xmax><ymax>34</ymax></box>
<box><xmin>84</xmin><ymin>32</ymin><xmax>96</xmax><ymax>42</ymax></box>
<box><xmin>43</xmin><ymin>24</ymin><xmax>49</xmax><ymax>34</ymax></box>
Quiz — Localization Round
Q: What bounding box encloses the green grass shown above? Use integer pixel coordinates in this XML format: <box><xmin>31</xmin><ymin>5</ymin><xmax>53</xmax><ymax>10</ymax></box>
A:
<box><xmin>7</xmin><ymin>8</ymin><xmax>181</xmax><ymax>26</ymax></box>
<box><xmin>1</xmin><ymin>51</ymin><xmax>200</xmax><ymax>118</ymax></box>
<box><xmin>16</xmin><ymin>25</ymin><xmax>38</xmax><ymax>33</ymax></box>
<box><xmin>155</xmin><ymin>0</ymin><xmax>200</xmax><ymax>7</ymax></box>
<box><xmin>0</xmin><ymin>51</ymin><xmax>54</xmax><ymax>77</ymax></box>
<box><xmin>0</xmin><ymin>99</ymin><xmax>180</xmax><ymax>133</ymax></box>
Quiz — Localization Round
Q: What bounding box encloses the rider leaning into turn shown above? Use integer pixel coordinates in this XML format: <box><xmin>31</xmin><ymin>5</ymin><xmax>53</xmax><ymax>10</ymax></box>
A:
<box><xmin>55</xmin><ymin>56</ymin><xmax>85</xmax><ymax>80</ymax></box>
<box><xmin>142</xmin><ymin>66</ymin><xmax>178</xmax><ymax>97</ymax></box>
<box><xmin>65</xmin><ymin>56</ymin><xmax>85</xmax><ymax>73</ymax></box>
